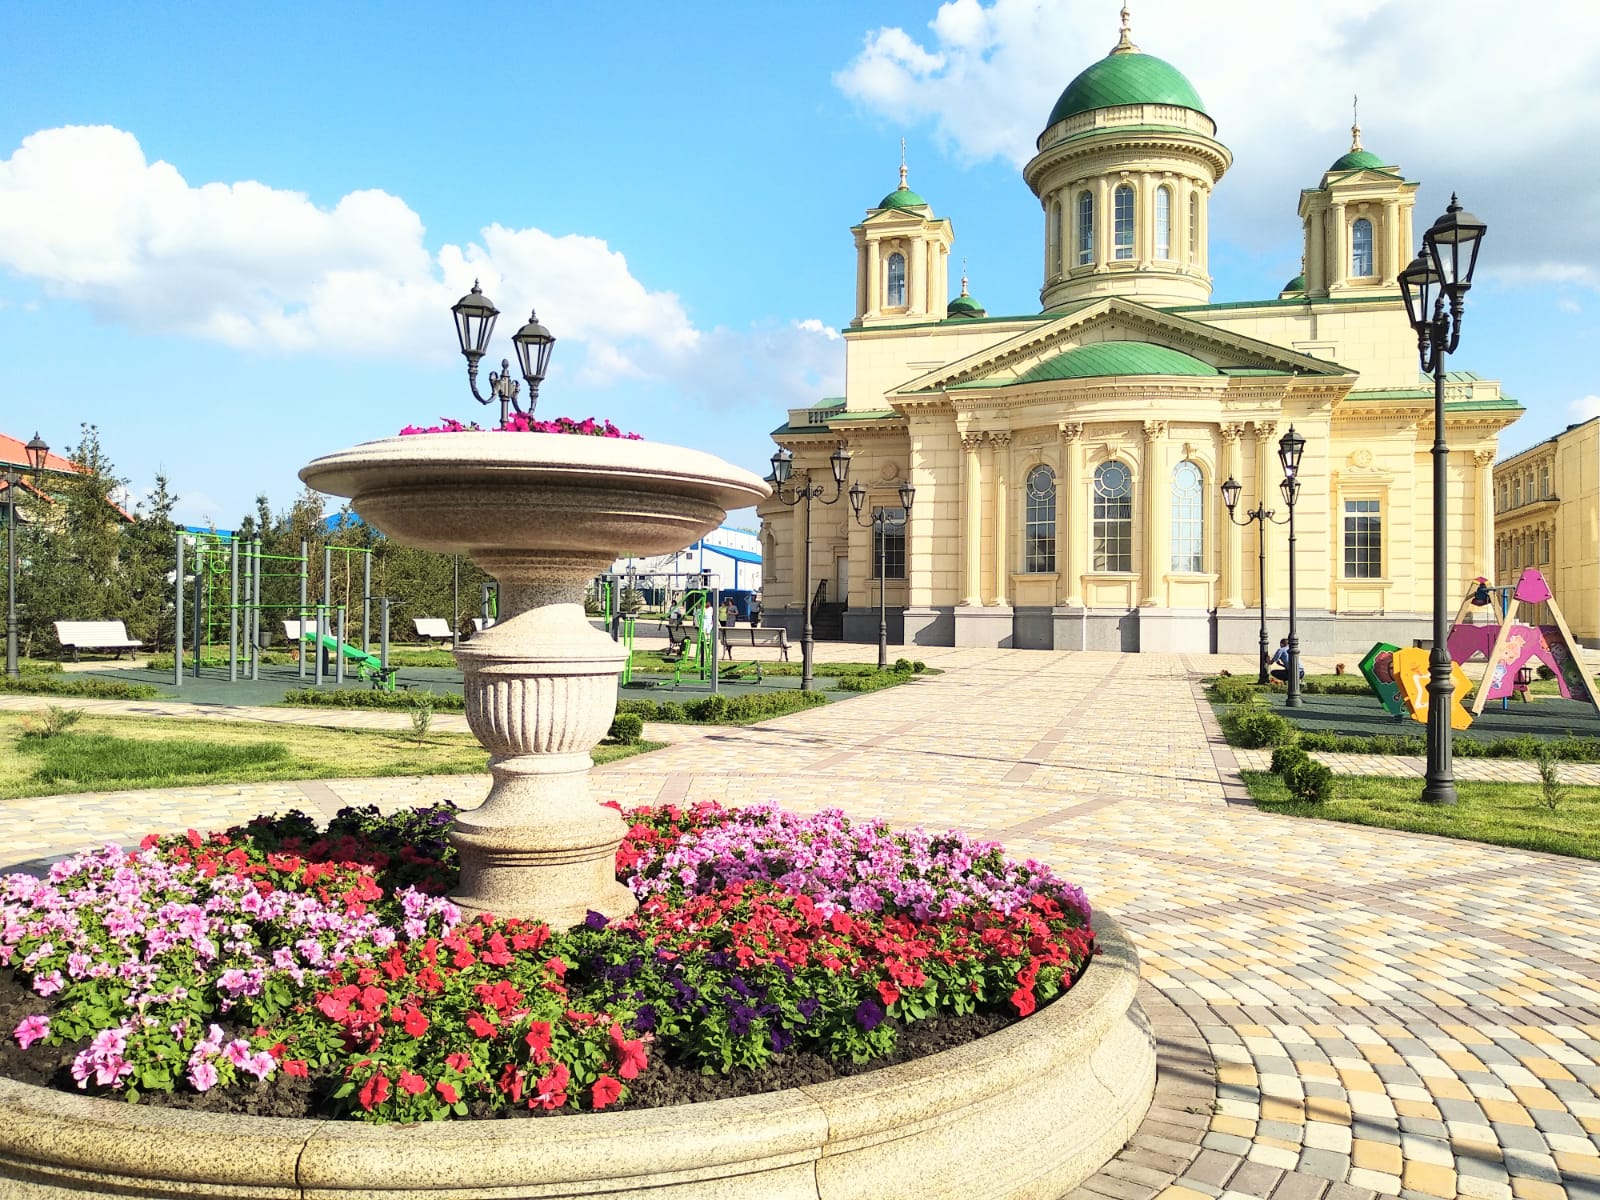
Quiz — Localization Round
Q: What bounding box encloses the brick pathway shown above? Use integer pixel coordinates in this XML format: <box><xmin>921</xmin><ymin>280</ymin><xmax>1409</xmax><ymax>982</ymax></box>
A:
<box><xmin>3</xmin><ymin>649</ymin><xmax>1599</xmax><ymax>1200</ymax></box>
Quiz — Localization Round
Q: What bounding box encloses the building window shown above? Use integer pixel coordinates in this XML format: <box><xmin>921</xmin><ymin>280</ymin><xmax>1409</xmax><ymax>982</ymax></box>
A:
<box><xmin>1497</xmin><ymin>540</ymin><xmax>1505</xmax><ymax>577</ymax></box>
<box><xmin>1513</xmin><ymin>476</ymin><xmax>1522</xmax><ymax>507</ymax></box>
<box><xmin>1077</xmin><ymin>190</ymin><xmax>1094</xmax><ymax>266</ymax></box>
<box><xmin>1155</xmin><ymin>185</ymin><xmax>1172</xmax><ymax>260</ymax></box>
<box><xmin>1351</xmin><ymin>218</ymin><xmax>1373</xmax><ymax>276</ymax></box>
<box><xmin>1541</xmin><ymin>529</ymin><xmax>1551</xmax><ymax>564</ymax></box>
<box><xmin>1048</xmin><ymin>200</ymin><xmax>1061</xmax><ymax>275</ymax></box>
<box><xmin>1024</xmin><ymin>465</ymin><xmax>1057</xmax><ymax>573</ymax></box>
<box><xmin>886</xmin><ymin>252</ymin><xmax>906</xmax><ymax>307</ymax></box>
<box><xmin>871</xmin><ymin>508</ymin><xmax>907</xmax><ymax>580</ymax></box>
<box><xmin>1113</xmin><ymin>184</ymin><xmax>1135</xmax><ymax>260</ymax></box>
<box><xmin>1170</xmin><ymin>461</ymin><xmax>1203</xmax><ymax>572</ymax></box>
<box><xmin>1343</xmin><ymin>498</ymin><xmax>1382</xmax><ymax>578</ymax></box>
<box><xmin>1499</xmin><ymin>481</ymin><xmax>1508</xmax><ymax>511</ymax></box>
<box><xmin>1540</xmin><ymin>464</ymin><xmax>1550</xmax><ymax>498</ymax></box>
<box><xmin>1093</xmin><ymin>460</ymin><xmax>1133</xmax><ymax>572</ymax></box>
<box><xmin>1188</xmin><ymin>192</ymin><xmax>1199</xmax><ymax>264</ymax></box>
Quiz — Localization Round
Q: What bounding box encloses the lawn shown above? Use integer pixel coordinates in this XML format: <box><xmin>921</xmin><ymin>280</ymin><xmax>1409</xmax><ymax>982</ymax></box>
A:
<box><xmin>1242</xmin><ymin>769</ymin><xmax>1600</xmax><ymax>861</ymax></box>
<box><xmin>0</xmin><ymin>711</ymin><xmax>658</xmax><ymax>800</ymax></box>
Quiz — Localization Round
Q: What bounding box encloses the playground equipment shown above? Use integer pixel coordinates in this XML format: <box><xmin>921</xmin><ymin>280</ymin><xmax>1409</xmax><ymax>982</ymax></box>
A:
<box><xmin>171</xmin><ymin>533</ymin><xmax>392</xmax><ymax>689</ymax></box>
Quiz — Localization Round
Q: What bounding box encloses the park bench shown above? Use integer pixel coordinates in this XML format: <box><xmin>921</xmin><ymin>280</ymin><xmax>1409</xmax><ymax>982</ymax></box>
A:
<box><xmin>661</xmin><ymin>623</ymin><xmax>696</xmax><ymax>663</ymax></box>
<box><xmin>720</xmin><ymin>626</ymin><xmax>791</xmax><ymax>661</ymax></box>
<box><xmin>413</xmin><ymin>618</ymin><xmax>454</xmax><ymax>643</ymax></box>
<box><xmin>53</xmin><ymin>620</ymin><xmax>144</xmax><ymax>661</ymax></box>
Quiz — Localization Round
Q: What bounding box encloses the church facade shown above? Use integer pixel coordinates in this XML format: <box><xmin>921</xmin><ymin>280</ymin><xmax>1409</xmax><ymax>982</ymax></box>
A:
<box><xmin>758</xmin><ymin>16</ymin><xmax>1522</xmax><ymax>654</ymax></box>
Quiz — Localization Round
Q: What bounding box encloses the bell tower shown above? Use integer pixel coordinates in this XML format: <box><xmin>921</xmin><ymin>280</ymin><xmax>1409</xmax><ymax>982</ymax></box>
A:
<box><xmin>851</xmin><ymin>147</ymin><xmax>954</xmax><ymax>327</ymax></box>
<box><xmin>1296</xmin><ymin>101</ymin><xmax>1420</xmax><ymax>298</ymax></box>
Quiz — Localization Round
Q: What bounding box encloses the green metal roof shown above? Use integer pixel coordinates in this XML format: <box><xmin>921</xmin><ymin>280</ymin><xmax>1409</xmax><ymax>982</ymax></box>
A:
<box><xmin>957</xmin><ymin>341</ymin><xmax>1220</xmax><ymax>389</ymax></box>
<box><xmin>1045</xmin><ymin>52</ymin><xmax>1207</xmax><ymax>128</ymax></box>
<box><xmin>1328</xmin><ymin>148</ymin><xmax>1386</xmax><ymax>172</ymax></box>
<box><xmin>1282</xmin><ymin>274</ymin><xmax>1307</xmax><ymax>293</ymax></box>
<box><xmin>947</xmin><ymin>294</ymin><xmax>986</xmax><ymax>318</ymax></box>
<box><xmin>878</xmin><ymin>186</ymin><xmax>929</xmax><ymax>211</ymax></box>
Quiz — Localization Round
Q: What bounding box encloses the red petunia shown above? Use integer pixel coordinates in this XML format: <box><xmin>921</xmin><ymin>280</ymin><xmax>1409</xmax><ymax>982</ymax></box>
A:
<box><xmin>444</xmin><ymin>1051</ymin><xmax>472</xmax><ymax>1073</ymax></box>
<box><xmin>608</xmin><ymin>1023</ymin><xmax>648</xmax><ymax>1081</ymax></box>
<box><xmin>358</xmin><ymin>1072</ymin><xmax>391</xmax><ymax>1111</ymax></box>
<box><xmin>283</xmin><ymin>1059</ymin><xmax>309</xmax><ymax>1078</ymax></box>
<box><xmin>1009</xmin><ymin>985</ymin><xmax>1037</xmax><ymax>1017</ymax></box>
<box><xmin>402</xmin><ymin>1008</ymin><xmax>429</xmax><ymax>1037</ymax></box>
<box><xmin>397</xmin><ymin>1070</ymin><xmax>427</xmax><ymax>1096</ymax></box>
<box><xmin>525</xmin><ymin>1021</ymin><xmax>552</xmax><ymax>1060</ymax></box>
<box><xmin>436</xmin><ymin>1080</ymin><xmax>460</xmax><ymax>1105</ymax></box>
<box><xmin>466</xmin><ymin>1012</ymin><xmax>496</xmax><ymax>1039</ymax></box>
<box><xmin>591</xmin><ymin>1074</ymin><xmax>622</xmax><ymax>1110</ymax></box>
<box><xmin>877</xmin><ymin>981</ymin><xmax>900</xmax><ymax>1007</ymax></box>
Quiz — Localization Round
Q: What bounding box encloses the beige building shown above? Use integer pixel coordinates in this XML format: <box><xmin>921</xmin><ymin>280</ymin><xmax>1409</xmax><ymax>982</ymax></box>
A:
<box><xmin>1494</xmin><ymin>419</ymin><xmax>1600</xmax><ymax>645</ymax></box>
<box><xmin>759</xmin><ymin>14</ymin><xmax>1522</xmax><ymax>654</ymax></box>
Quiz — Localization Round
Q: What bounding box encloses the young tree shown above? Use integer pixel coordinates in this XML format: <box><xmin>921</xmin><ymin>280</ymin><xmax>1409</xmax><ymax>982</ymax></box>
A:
<box><xmin>121</xmin><ymin>472</ymin><xmax>180</xmax><ymax>649</ymax></box>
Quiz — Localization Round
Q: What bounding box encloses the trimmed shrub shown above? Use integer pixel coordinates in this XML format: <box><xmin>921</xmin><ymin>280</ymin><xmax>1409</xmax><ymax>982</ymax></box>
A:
<box><xmin>1297</xmin><ymin>677</ymin><xmax>1374</xmax><ymax>696</ymax></box>
<box><xmin>1220</xmin><ymin>700</ymin><xmax>1294</xmax><ymax>749</ymax></box>
<box><xmin>1280</xmin><ymin>756</ymin><xmax>1334</xmax><ymax>804</ymax></box>
<box><xmin>0</xmin><ymin>675</ymin><xmax>159</xmax><ymax>700</ymax></box>
<box><xmin>912</xmin><ymin>661</ymin><xmax>927</xmax><ymax>673</ymax></box>
<box><xmin>616</xmin><ymin>691</ymin><xmax>826</xmax><ymax>725</ymax></box>
<box><xmin>833</xmin><ymin>670</ymin><xmax>913</xmax><ymax>693</ymax></box>
<box><xmin>280</xmin><ymin>689</ymin><xmax>465</xmax><ymax>712</ymax></box>
<box><xmin>1211</xmin><ymin>675</ymin><xmax>1257</xmax><ymax>705</ymax></box>
<box><xmin>893</xmin><ymin>658</ymin><xmax>914</xmax><ymax>674</ymax></box>
<box><xmin>684</xmin><ymin>694</ymin><xmax>730</xmax><ymax>722</ymax></box>
<box><xmin>1270</xmin><ymin>744</ymin><xmax>1309</xmax><ymax>775</ymax></box>
<box><xmin>606</xmin><ymin>712</ymin><xmax>644</xmax><ymax>744</ymax></box>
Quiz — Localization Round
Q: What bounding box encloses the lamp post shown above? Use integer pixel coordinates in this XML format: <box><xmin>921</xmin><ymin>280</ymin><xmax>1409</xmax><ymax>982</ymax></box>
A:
<box><xmin>770</xmin><ymin>442</ymin><xmax>852</xmax><ymax>691</ymax></box>
<box><xmin>848</xmin><ymin>478</ymin><xmax>915</xmax><ymax>670</ymax></box>
<box><xmin>6</xmin><ymin>433</ymin><xmax>50</xmax><ymax>680</ymax></box>
<box><xmin>1220</xmin><ymin>477</ymin><xmax>1286</xmax><ymax>685</ymax></box>
<box><xmin>450</xmin><ymin>281</ymin><xmax>556</xmax><ymax>425</ymax></box>
<box><xmin>1277</xmin><ymin>426</ymin><xmax>1306</xmax><ymax>708</ymax></box>
<box><xmin>1400</xmin><ymin>194</ymin><xmax>1487</xmax><ymax>807</ymax></box>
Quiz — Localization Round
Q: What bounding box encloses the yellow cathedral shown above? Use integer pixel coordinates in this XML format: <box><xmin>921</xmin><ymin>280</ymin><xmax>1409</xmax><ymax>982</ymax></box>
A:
<box><xmin>758</xmin><ymin>13</ymin><xmax>1522</xmax><ymax>654</ymax></box>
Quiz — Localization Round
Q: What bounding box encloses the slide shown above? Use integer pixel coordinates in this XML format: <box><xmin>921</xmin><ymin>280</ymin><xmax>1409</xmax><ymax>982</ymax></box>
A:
<box><xmin>299</xmin><ymin>629</ymin><xmax>381</xmax><ymax>669</ymax></box>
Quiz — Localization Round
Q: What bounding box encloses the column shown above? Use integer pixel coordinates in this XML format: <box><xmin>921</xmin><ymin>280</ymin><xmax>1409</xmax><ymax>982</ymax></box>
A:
<box><xmin>1383</xmin><ymin>199</ymin><xmax>1401</xmax><ymax>283</ymax></box>
<box><xmin>1198</xmin><ymin>186</ymin><xmax>1209</xmax><ymax>276</ymax></box>
<box><xmin>1307</xmin><ymin>209</ymin><xmax>1325</xmax><ymax>294</ymax></box>
<box><xmin>1141</xmin><ymin>421</ymin><xmax>1167</xmax><ymax>606</ymax></box>
<box><xmin>1138</xmin><ymin>172</ymin><xmax>1154</xmax><ymax>268</ymax></box>
<box><xmin>1097</xmin><ymin>177</ymin><xmax>1112</xmax><ymax>266</ymax></box>
<box><xmin>1475</xmin><ymin>450</ymin><xmax>1496</xmax><ymax>580</ymax></box>
<box><xmin>1221</xmin><ymin>424</ymin><xmax>1245</xmax><ymax>607</ymax></box>
<box><xmin>1253</xmin><ymin>421</ymin><xmax>1277</xmax><ymax>605</ymax></box>
<box><xmin>1176</xmin><ymin>178</ymin><xmax>1190</xmax><ymax>271</ymax></box>
<box><xmin>991</xmin><ymin>432</ymin><xmax>1011</xmax><ymax>606</ymax></box>
<box><xmin>961</xmin><ymin>433</ymin><xmax>983</xmax><ymax>606</ymax></box>
<box><xmin>866</xmin><ymin>247</ymin><xmax>881</xmax><ymax>319</ymax></box>
<box><xmin>856</xmin><ymin>243</ymin><xmax>868</xmax><ymax>318</ymax></box>
<box><xmin>1059</xmin><ymin>423</ymin><xmax>1084</xmax><ymax>606</ymax></box>
<box><xmin>908</xmin><ymin>238</ymin><xmax>925</xmax><ymax>315</ymax></box>
<box><xmin>1330</xmin><ymin>201</ymin><xmax>1347</xmax><ymax>288</ymax></box>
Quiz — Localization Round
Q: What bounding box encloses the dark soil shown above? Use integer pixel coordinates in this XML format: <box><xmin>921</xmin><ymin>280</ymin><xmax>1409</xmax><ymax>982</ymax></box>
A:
<box><xmin>0</xmin><ymin>966</ymin><xmax>1027</xmax><ymax>1120</ymax></box>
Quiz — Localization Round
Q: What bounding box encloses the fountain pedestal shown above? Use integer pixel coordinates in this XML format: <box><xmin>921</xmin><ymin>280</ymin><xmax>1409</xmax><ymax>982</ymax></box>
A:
<box><xmin>300</xmin><ymin>433</ymin><xmax>768</xmax><ymax>925</ymax></box>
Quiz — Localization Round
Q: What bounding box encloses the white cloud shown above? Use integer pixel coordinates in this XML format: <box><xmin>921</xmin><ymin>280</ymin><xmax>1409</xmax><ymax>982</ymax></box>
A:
<box><xmin>834</xmin><ymin>0</ymin><xmax>1600</xmax><ymax>287</ymax></box>
<box><xmin>0</xmin><ymin>126</ymin><xmax>710</xmax><ymax>385</ymax></box>
<box><xmin>1557</xmin><ymin>297</ymin><xmax>1583</xmax><ymax>314</ymax></box>
<box><xmin>1570</xmin><ymin>395</ymin><xmax>1600</xmax><ymax>423</ymax></box>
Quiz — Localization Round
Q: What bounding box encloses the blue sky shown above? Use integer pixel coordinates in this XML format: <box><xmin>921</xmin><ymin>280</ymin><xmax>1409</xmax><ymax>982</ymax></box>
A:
<box><xmin>2</xmin><ymin>1</ymin><xmax>1597</xmax><ymax>529</ymax></box>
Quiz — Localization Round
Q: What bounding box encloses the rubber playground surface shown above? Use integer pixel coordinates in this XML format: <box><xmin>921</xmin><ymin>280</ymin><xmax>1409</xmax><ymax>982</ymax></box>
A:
<box><xmin>1252</xmin><ymin>686</ymin><xmax>1600</xmax><ymax>742</ymax></box>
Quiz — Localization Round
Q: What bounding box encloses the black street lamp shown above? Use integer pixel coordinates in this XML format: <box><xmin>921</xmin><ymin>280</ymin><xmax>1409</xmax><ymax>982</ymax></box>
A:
<box><xmin>1401</xmin><ymin>193</ymin><xmax>1487</xmax><ymax>807</ymax></box>
<box><xmin>1221</xmin><ymin>476</ymin><xmax>1288</xmax><ymax>685</ymax></box>
<box><xmin>1277</xmin><ymin>426</ymin><xmax>1306</xmax><ymax>708</ymax></box>
<box><xmin>450</xmin><ymin>281</ymin><xmax>556</xmax><ymax>426</ymax></box>
<box><xmin>848</xmin><ymin>478</ymin><xmax>915</xmax><ymax>670</ymax></box>
<box><xmin>6</xmin><ymin>432</ymin><xmax>50</xmax><ymax>680</ymax></box>
<box><xmin>770</xmin><ymin>442</ymin><xmax>852</xmax><ymax>691</ymax></box>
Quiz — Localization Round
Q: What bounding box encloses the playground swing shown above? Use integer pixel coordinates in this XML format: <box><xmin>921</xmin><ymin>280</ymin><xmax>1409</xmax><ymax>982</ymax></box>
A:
<box><xmin>1449</xmin><ymin>569</ymin><xmax>1599</xmax><ymax>716</ymax></box>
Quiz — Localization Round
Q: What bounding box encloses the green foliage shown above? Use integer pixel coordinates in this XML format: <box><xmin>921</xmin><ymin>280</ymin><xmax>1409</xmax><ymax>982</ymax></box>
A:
<box><xmin>616</xmin><ymin>690</ymin><xmax>827</xmax><ymax>725</ymax></box>
<box><xmin>833</xmin><ymin>670</ymin><xmax>915</xmax><ymax>693</ymax></box>
<box><xmin>0</xmin><ymin>675</ymin><xmax>159</xmax><ymax>700</ymax></box>
<box><xmin>606</xmin><ymin>712</ymin><xmax>644</xmax><ymax>744</ymax></box>
<box><xmin>1535</xmin><ymin>745</ymin><xmax>1566</xmax><ymax>813</ymax></box>
<box><xmin>1296</xmin><ymin>677</ymin><xmax>1375</xmax><ymax>696</ymax></box>
<box><xmin>1280</xmin><ymin>755</ymin><xmax>1334</xmax><ymax>804</ymax></box>
<box><xmin>892</xmin><ymin>658</ymin><xmax>914</xmax><ymax>673</ymax></box>
<box><xmin>1210</xmin><ymin>674</ymin><xmax>1258</xmax><ymax>705</ymax></box>
<box><xmin>18</xmin><ymin>705</ymin><xmax>85</xmax><ymax>738</ymax></box>
<box><xmin>407</xmin><ymin>695</ymin><xmax>434</xmax><ymax>744</ymax></box>
<box><xmin>1219</xmin><ymin>698</ymin><xmax>1295</xmax><ymax>748</ymax></box>
<box><xmin>684</xmin><ymin>694</ymin><xmax>729</xmax><ymax>722</ymax></box>
<box><xmin>280</xmin><ymin>688</ymin><xmax>465</xmax><ymax>712</ymax></box>
<box><xmin>1269</xmin><ymin>744</ymin><xmax>1309</xmax><ymax>775</ymax></box>
<box><xmin>20</xmin><ymin>733</ymin><xmax>291</xmax><ymax>787</ymax></box>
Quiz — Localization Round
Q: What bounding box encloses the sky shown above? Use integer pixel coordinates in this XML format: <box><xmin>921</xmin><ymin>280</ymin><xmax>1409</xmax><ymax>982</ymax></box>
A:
<box><xmin>2</xmin><ymin>0</ymin><xmax>1597</xmax><ymax>531</ymax></box>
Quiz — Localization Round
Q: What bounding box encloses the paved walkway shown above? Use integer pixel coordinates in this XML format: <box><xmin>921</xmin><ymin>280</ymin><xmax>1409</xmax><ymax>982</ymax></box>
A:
<box><xmin>3</xmin><ymin>649</ymin><xmax>1599</xmax><ymax>1200</ymax></box>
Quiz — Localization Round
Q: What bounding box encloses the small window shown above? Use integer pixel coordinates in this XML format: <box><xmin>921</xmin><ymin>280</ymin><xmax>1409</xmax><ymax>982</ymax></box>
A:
<box><xmin>1541</xmin><ymin>529</ymin><xmax>1551</xmax><ymax>564</ymax></box>
<box><xmin>1351</xmin><ymin>218</ymin><xmax>1373</xmax><ymax>277</ymax></box>
<box><xmin>871</xmin><ymin>508</ymin><xmax>907</xmax><ymax>580</ymax></box>
<box><xmin>1024</xmin><ymin>465</ymin><xmax>1057</xmax><ymax>574</ymax></box>
<box><xmin>1093</xmin><ymin>461</ymin><xmax>1133</xmax><ymax>572</ymax></box>
<box><xmin>1077</xmin><ymin>191</ymin><xmax>1094</xmax><ymax>267</ymax></box>
<box><xmin>1155</xmin><ymin>186</ymin><xmax>1172</xmax><ymax>260</ymax></box>
<box><xmin>1540</xmin><ymin>464</ymin><xmax>1550</xmax><ymax>498</ymax></box>
<box><xmin>1113</xmin><ymin>184</ymin><xmax>1135</xmax><ymax>261</ymax></box>
<box><xmin>1188</xmin><ymin>193</ymin><xmax>1199</xmax><ymax>264</ymax></box>
<box><xmin>1343</xmin><ymin>499</ymin><xmax>1382</xmax><ymax>578</ymax></box>
<box><xmin>1513</xmin><ymin>476</ymin><xmax>1522</xmax><ymax>507</ymax></box>
<box><xmin>1170</xmin><ymin>461</ymin><xmax>1203</xmax><ymax>572</ymax></box>
<box><xmin>886</xmin><ymin>252</ymin><xmax>906</xmax><ymax>307</ymax></box>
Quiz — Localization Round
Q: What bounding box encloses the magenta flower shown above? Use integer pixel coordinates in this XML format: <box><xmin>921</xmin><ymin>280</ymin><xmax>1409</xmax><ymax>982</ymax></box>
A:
<box><xmin>188</xmin><ymin>1061</ymin><xmax>218</xmax><ymax>1092</ymax></box>
<box><xmin>12</xmin><ymin>1014</ymin><xmax>49</xmax><ymax>1049</ymax></box>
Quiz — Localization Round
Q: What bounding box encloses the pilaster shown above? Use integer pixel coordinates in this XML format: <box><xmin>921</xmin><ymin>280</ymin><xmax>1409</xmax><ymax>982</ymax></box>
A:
<box><xmin>1060</xmin><ymin>423</ymin><xmax>1084</xmax><ymax>607</ymax></box>
<box><xmin>991</xmin><ymin>431</ymin><xmax>1012</xmax><ymax>606</ymax></box>
<box><xmin>1221</xmin><ymin>423</ymin><xmax>1245</xmax><ymax>607</ymax></box>
<box><xmin>962</xmin><ymin>433</ymin><xmax>984</xmax><ymax>607</ymax></box>
<box><xmin>1141</xmin><ymin>421</ymin><xmax>1166</xmax><ymax>606</ymax></box>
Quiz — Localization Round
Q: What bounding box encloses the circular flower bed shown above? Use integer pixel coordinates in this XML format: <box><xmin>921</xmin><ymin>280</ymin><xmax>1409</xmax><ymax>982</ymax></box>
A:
<box><xmin>0</xmin><ymin>802</ymin><xmax>1093</xmax><ymax>1124</ymax></box>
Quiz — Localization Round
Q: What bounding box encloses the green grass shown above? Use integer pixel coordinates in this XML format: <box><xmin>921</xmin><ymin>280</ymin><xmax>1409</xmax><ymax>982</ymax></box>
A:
<box><xmin>1242</xmin><ymin>769</ymin><xmax>1600</xmax><ymax>860</ymax></box>
<box><xmin>0</xmin><ymin>712</ymin><xmax>660</xmax><ymax>800</ymax></box>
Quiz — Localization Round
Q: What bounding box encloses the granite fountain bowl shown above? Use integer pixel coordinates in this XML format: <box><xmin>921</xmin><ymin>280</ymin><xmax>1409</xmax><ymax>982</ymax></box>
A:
<box><xmin>0</xmin><ymin>914</ymin><xmax>1155</xmax><ymax>1199</ymax></box>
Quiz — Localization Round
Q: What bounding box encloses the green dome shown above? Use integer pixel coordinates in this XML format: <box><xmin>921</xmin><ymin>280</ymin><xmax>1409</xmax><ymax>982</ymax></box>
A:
<box><xmin>1045</xmin><ymin>52</ymin><xmax>1208</xmax><ymax>128</ymax></box>
<box><xmin>1328</xmin><ymin>148</ymin><xmax>1386</xmax><ymax>172</ymax></box>
<box><xmin>947</xmin><ymin>293</ymin><xmax>986</xmax><ymax>318</ymax></box>
<box><xmin>1282</xmin><ymin>274</ymin><xmax>1307</xmax><ymax>293</ymax></box>
<box><xmin>878</xmin><ymin>185</ymin><xmax>928</xmax><ymax>210</ymax></box>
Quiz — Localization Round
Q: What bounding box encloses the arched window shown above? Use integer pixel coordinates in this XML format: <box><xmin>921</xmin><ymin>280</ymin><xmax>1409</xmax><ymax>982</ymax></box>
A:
<box><xmin>1351</xmin><ymin>218</ymin><xmax>1373</xmax><ymax>277</ymax></box>
<box><xmin>1076</xmin><ymin>190</ymin><xmax>1094</xmax><ymax>266</ymax></box>
<box><xmin>1024</xmin><ymin>465</ymin><xmax>1057</xmax><ymax>573</ymax></box>
<box><xmin>1188</xmin><ymin>193</ymin><xmax>1199</xmax><ymax>264</ymax></box>
<box><xmin>1155</xmin><ymin>185</ymin><xmax>1172</xmax><ymax>260</ymax></box>
<box><xmin>886</xmin><ymin>252</ymin><xmax>906</xmax><ymax>307</ymax></box>
<box><xmin>1113</xmin><ymin>185</ymin><xmax>1135</xmax><ymax>260</ymax></box>
<box><xmin>1170</xmin><ymin>461</ymin><xmax>1203</xmax><ymax>572</ymax></box>
<box><xmin>1048</xmin><ymin>200</ymin><xmax>1061</xmax><ymax>276</ymax></box>
<box><xmin>1092</xmin><ymin>461</ymin><xmax>1133</xmax><ymax>572</ymax></box>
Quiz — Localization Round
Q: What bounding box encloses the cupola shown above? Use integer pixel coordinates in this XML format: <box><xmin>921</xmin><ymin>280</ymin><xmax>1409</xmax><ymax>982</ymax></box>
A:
<box><xmin>850</xmin><ymin>146</ymin><xmax>955</xmax><ymax>328</ymax></box>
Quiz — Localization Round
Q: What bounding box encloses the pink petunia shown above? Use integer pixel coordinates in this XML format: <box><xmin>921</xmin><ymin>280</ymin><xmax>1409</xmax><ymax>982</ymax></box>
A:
<box><xmin>12</xmin><ymin>1014</ymin><xmax>49</xmax><ymax>1049</ymax></box>
<box><xmin>189</xmin><ymin>1060</ymin><xmax>219</xmax><ymax>1092</ymax></box>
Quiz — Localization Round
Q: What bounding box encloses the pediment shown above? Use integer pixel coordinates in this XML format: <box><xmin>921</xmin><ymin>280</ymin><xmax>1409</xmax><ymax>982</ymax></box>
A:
<box><xmin>891</xmin><ymin>297</ymin><xmax>1351</xmax><ymax>397</ymax></box>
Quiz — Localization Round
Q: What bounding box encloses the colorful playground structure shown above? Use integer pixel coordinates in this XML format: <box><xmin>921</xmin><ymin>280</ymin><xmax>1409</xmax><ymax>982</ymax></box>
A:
<box><xmin>1360</xmin><ymin>569</ymin><xmax>1599</xmax><ymax>726</ymax></box>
